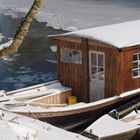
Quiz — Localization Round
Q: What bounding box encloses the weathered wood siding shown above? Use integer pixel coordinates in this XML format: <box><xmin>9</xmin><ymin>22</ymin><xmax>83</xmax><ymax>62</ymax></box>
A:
<box><xmin>117</xmin><ymin>46</ymin><xmax>140</xmax><ymax>94</ymax></box>
<box><xmin>88</xmin><ymin>40</ymin><xmax>120</xmax><ymax>98</ymax></box>
<box><xmin>55</xmin><ymin>34</ymin><xmax>140</xmax><ymax>101</ymax></box>
<box><xmin>56</xmin><ymin>36</ymin><xmax>121</xmax><ymax>102</ymax></box>
<box><xmin>32</xmin><ymin>90</ymin><xmax>72</xmax><ymax>104</ymax></box>
<box><xmin>57</xmin><ymin>37</ymin><xmax>89</xmax><ymax>102</ymax></box>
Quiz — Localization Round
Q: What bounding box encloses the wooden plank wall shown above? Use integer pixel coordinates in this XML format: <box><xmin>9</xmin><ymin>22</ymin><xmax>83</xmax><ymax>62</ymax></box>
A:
<box><xmin>32</xmin><ymin>90</ymin><xmax>72</xmax><ymax>104</ymax></box>
<box><xmin>56</xmin><ymin>35</ymin><xmax>140</xmax><ymax>99</ymax></box>
<box><xmin>88</xmin><ymin>40</ymin><xmax>120</xmax><ymax>97</ymax></box>
<box><xmin>118</xmin><ymin>46</ymin><xmax>140</xmax><ymax>94</ymax></box>
<box><xmin>56</xmin><ymin>36</ymin><xmax>121</xmax><ymax>102</ymax></box>
<box><xmin>57</xmin><ymin>37</ymin><xmax>88</xmax><ymax>102</ymax></box>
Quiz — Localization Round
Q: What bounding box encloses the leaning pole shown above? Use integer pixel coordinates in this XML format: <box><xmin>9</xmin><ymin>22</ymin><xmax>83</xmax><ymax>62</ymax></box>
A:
<box><xmin>0</xmin><ymin>0</ymin><xmax>43</xmax><ymax>57</ymax></box>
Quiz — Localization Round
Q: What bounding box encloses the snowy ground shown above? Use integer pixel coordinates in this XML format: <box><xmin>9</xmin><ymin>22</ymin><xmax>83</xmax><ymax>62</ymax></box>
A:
<box><xmin>0</xmin><ymin>0</ymin><xmax>140</xmax><ymax>30</ymax></box>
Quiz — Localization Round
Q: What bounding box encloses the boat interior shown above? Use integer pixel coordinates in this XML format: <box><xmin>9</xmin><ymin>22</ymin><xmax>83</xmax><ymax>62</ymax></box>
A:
<box><xmin>109</xmin><ymin>96</ymin><xmax>140</xmax><ymax>125</ymax></box>
<box><xmin>81</xmin><ymin>97</ymin><xmax>140</xmax><ymax>140</ymax></box>
<box><xmin>0</xmin><ymin>80</ymin><xmax>73</xmax><ymax>106</ymax></box>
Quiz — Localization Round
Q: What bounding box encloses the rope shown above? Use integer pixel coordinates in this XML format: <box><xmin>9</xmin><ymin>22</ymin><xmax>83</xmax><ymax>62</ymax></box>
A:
<box><xmin>28</xmin><ymin>111</ymin><xmax>39</xmax><ymax>120</ymax></box>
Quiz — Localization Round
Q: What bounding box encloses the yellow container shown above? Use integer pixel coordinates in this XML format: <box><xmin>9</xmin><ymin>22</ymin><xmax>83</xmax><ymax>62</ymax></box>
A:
<box><xmin>68</xmin><ymin>96</ymin><xmax>77</xmax><ymax>105</ymax></box>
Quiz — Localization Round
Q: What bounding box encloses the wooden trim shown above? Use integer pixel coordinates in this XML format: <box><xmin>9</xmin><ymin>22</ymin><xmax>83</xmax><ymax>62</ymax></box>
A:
<box><xmin>7</xmin><ymin>80</ymin><xmax>59</xmax><ymax>95</ymax></box>
<box><xmin>32</xmin><ymin>91</ymin><xmax>72</xmax><ymax>104</ymax></box>
<box><xmin>88</xmin><ymin>39</ymin><xmax>118</xmax><ymax>50</ymax></box>
<box><xmin>81</xmin><ymin>38</ymin><xmax>89</xmax><ymax>102</ymax></box>
<box><xmin>89</xmin><ymin>50</ymin><xmax>105</xmax><ymax>101</ymax></box>
<box><xmin>53</xmin><ymin>36</ymin><xmax>82</xmax><ymax>43</ymax></box>
<box><xmin>121</xmin><ymin>45</ymin><xmax>140</xmax><ymax>52</ymax></box>
<box><xmin>15</xmin><ymin>91</ymin><xmax>140</xmax><ymax>118</ymax></box>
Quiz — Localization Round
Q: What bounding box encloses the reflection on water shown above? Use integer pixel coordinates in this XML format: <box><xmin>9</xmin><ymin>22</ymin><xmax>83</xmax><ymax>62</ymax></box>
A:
<box><xmin>0</xmin><ymin>12</ymin><xmax>66</xmax><ymax>91</ymax></box>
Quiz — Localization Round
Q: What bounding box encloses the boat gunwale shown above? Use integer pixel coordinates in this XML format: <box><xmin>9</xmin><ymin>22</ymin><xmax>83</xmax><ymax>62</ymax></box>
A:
<box><xmin>11</xmin><ymin>91</ymin><xmax>140</xmax><ymax>118</ymax></box>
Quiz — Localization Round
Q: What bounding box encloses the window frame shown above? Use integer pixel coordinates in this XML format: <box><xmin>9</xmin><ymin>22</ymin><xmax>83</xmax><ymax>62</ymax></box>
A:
<box><xmin>132</xmin><ymin>53</ymin><xmax>140</xmax><ymax>78</ymax></box>
<box><xmin>89</xmin><ymin>51</ymin><xmax>105</xmax><ymax>81</ymax></box>
<box><xmin>60</xmin><ymin>48</ymin><xmax>82</xmax><ymax>64</ymax></box>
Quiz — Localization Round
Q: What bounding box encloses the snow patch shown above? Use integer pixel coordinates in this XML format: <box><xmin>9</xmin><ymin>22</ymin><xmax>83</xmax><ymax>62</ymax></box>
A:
<box><xmin>8</xmin><ymin>122</ymin><xmax>38</xmax><ymax>140</ymax></box>
<box><xmin>64</xmin><ymin>27</ymin><xmax>78</xmax><ymax>31</ymax></box>
<box><xmin>0</xmin><ymin>33</ymin><xmax>5</xmax><ymax>42</ymax></box>
<box><xmin>50</xmin><ymin>45</ymin><xmax>57</xmax><ymax>52</ymax></box>
<box><xmin>47</xmin><ymin>59</ymin><xmax>57</xmax><ymax>64</ymax></box>
<box><xmin>2</xmin><ymin>78</ymin><xmax>18</xmax><ymax>84</ymax></box>
<box><xmin>14</xmin><ymin>83</ymin><xmax>26</xmax><ymax>89</ymax></box>
<box><xmin>0</xmin><ymin>40</ymin><xmax>13</xmax><ymax>51</ymax></box>
<box><xmin>0</xmin><ymin>109</ymin><xmax>90</xmax><ymax>140</ymax></box>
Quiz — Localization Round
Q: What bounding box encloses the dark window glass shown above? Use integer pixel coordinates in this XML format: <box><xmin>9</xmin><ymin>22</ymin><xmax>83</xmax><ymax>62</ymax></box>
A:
<box><xmin>139</xmin><ymin>54</ymin><xmax>140</xmax><ymax>60</ymax></box>
<box><xmin>133</xmin><ymin>70</ymin><xmax>138</xmax><ymax>77</ymax></box>
<box><xmin>133</xmin><ymin>62</ymin><xmax>138</xmax><ymax>69</ymax></box>
<box><xmin>98</xmin><ymin>54</ymin><xmax>103</xmax><ymax>67</ymax></box>
<box><xmin>91</xmin><ymin>53</ymin><xmax>96</xmax><ymax>65</ymax></box>
<box><xmin>133</xmin><ymin>54</ymin><xmax>137</xmax><ymax>61</ymax></box>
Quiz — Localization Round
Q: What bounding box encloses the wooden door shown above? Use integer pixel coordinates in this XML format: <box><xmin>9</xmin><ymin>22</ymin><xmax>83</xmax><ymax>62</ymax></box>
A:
<box><xmin>89</xmin><ymin>51</ymin><xmax>105</xmax><ymax>102</ymax></box>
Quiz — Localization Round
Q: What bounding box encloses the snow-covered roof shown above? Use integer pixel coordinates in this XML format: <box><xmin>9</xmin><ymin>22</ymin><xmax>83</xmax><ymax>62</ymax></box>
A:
<box><xmin>60</xmin><ymin>20</ymin><xmax>140</xmax><ymax>49</ymax></box>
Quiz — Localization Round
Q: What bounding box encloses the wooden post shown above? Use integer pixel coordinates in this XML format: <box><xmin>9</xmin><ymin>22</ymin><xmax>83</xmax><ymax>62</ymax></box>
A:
<box><xmin>81</xmin><ymin>38</ymin><xmax>89</xmax><ymax>102</ymax></box>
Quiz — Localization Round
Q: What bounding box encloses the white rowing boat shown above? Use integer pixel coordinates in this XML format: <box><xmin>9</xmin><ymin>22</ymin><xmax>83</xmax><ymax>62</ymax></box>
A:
<box><xmin>82</xmin><ymin>97</ymin><xmax>140</xmax><ymax>140</ymax></box>
<box><xmin>0</xmin><ymin>109</ymin><xmax>90</xmax><ymax>140</ymax></box>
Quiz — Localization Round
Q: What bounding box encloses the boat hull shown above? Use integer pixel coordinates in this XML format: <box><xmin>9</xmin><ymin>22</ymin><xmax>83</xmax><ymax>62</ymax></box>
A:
<box><xmin>82</xmin><ymin>96</ymin><xmax>140</xmax><ymax>140</ymax></box>
<box><xmin>12</xmin><ymin>94</ymin><xmax>140</xmax><ymax>132</ymax></box>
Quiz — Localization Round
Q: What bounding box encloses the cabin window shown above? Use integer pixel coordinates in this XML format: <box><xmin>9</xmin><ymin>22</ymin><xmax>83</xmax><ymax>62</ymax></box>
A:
<box><xmin>132</xmin><ymin>53</ymin><xmax>140</xmax><ymax>78</ymax></box>
<box><xmin>90</xmin><ymin>52</ymin><xmax>104</xmax><ymax>80</ymax></box>
<box><xmin>61</xmin><ymin>48</ymin><xmax>82</xmax><ymax>64</ymax></box>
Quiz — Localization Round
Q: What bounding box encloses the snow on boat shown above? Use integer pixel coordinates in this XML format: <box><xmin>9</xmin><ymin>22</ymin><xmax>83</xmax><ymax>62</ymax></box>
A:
<box><xmin>0</xmin><ymin>87</ymin><xmax>139</xmax><ymax>132</ymax></box>
<box><xmin>0</xmin><ymin>109</ymin><xmax>90</xmax><ymax>140</ymax></box>
<box><xmin>0</xmin><ymin>80</ymin><xmax>71</xmax><ymax>102</ymax></box>
<box><xmin>81</xmin><ymin>97</ymin><xmax>140</xmax><ymax>140</ymax></box>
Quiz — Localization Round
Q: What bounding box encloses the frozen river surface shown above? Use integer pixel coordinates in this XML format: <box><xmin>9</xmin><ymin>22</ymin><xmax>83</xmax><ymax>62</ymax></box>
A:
<box><xmin>0</xmin><ymin>0</ymin><xmax>140</xmax><ymax>91</ymax></box>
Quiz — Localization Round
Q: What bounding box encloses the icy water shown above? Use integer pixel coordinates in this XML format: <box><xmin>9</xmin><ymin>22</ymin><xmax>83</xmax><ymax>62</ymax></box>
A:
<box><xmin>0</xmin><ymin>12</ymin><xmax>65</xmax><ymax>91</ymax></box>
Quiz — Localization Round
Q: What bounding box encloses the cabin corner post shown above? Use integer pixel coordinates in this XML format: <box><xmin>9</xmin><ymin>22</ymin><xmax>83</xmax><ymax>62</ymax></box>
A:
<box><xmin>116</xmin><ymin>51</ymin><xmax>124</xmax><ymax>95</ymax></box>
<box><xmin>116</xmin><ymin>49</ymin><xmax>133</xmax><ymax>95</ymax></box>
<box><xmin>56</xmin><ymin>40</ymin><xmax>61</xmax><ymax>82</ymax></box>
<box><xmin>81</xmin><ymin>38</ymin><xmax>89</xmax><ymax>102</ymax></box>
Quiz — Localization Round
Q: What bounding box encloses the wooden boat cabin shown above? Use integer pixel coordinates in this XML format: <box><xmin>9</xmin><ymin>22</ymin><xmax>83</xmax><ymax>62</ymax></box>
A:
<box><xmin>52</xmin><ymin>20</ymin><xmax>140</xmax><ymax>103</ymax></box>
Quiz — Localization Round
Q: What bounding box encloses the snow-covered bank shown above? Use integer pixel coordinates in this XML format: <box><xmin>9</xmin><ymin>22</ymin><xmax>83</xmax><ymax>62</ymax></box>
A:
<box><xmin>0</xmin><ymin>0</ymin><xmax>140</xmax><ymax>30</ymax></box>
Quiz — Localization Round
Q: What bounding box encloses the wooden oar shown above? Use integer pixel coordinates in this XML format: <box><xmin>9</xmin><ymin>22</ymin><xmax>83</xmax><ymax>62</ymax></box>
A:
<box><xmin>4</xmin><ymin>101</ymin><xmax>67</xmax><ymax>109</ymax></box>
